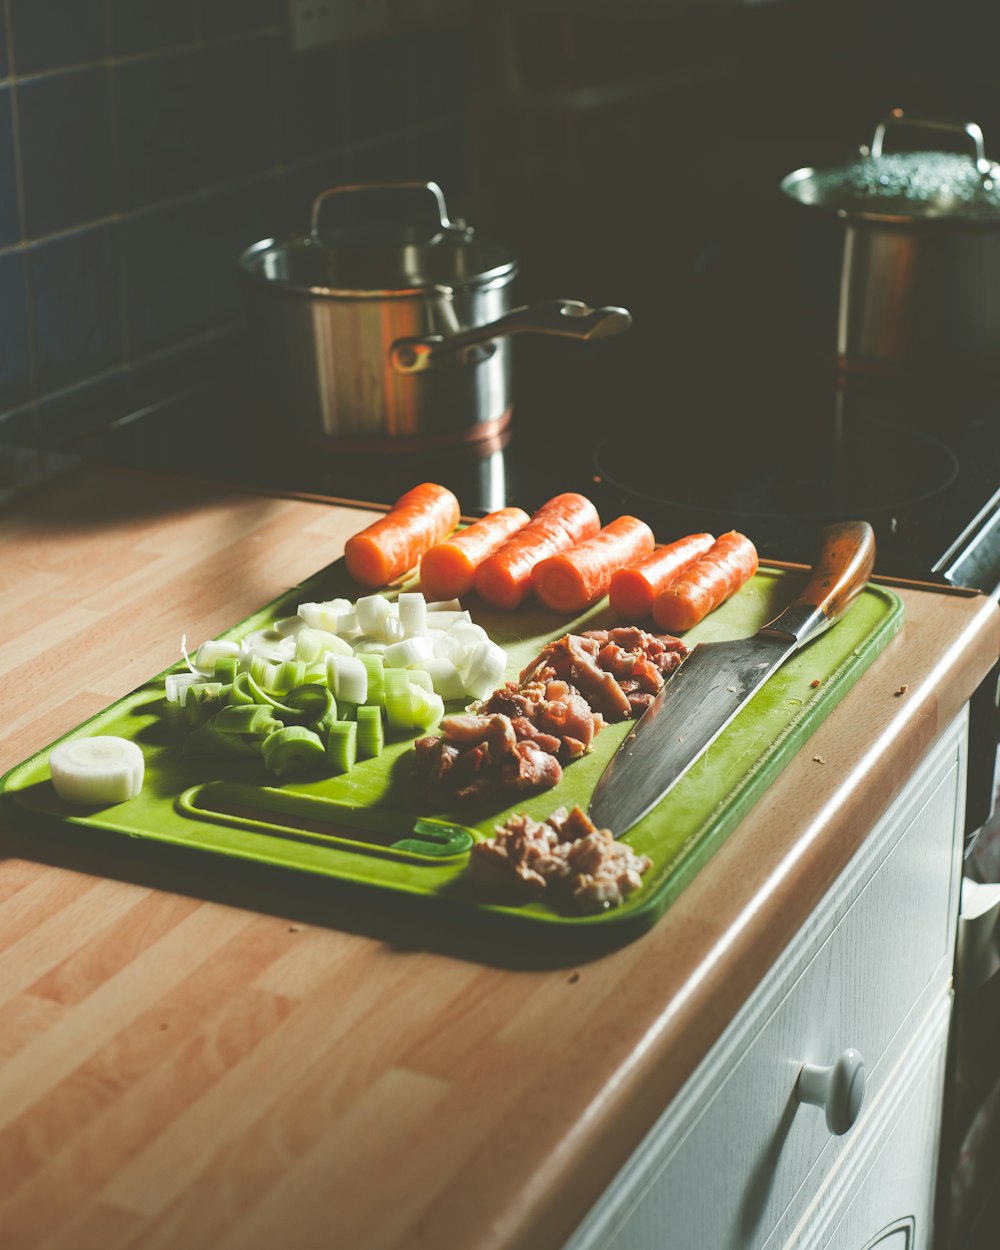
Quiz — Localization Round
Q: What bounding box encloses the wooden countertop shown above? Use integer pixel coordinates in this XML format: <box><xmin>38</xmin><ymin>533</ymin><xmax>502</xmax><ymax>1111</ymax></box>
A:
<box><xmin>1</xmin><ymin>467</ymin><xmax>997</xmax><ymax>1250</ymax></box>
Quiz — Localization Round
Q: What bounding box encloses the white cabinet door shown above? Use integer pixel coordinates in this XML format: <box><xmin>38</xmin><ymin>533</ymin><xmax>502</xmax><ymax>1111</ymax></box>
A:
<box><xmin>565</xmin><ymin>712</ymin><xmax>967</xmax><ymax>1250</ymax></box>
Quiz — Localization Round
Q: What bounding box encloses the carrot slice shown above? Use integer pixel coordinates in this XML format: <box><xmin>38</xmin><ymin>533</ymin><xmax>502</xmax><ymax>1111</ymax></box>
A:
<box><xmin>531</xmin><ymin>515</ymin><xmax>655</xmax><ymax>613</ymax></box>
<box><xmin>344</xmin><ymin>483</ymin><xmax>461</xmax><ymax>589</ymax></box>
<box><xmin>419</xmin><ymin>506</ymin><xmax>530</xmax><ymax>601</ymax></box>
<box><xmin>609</xmin><ymin>532</ymin><xmax>716</xmax><ymax>619</ymax></box>
<box><xmin>474</xmin><ymin>493</ymin><xmax>601</xmax><ymax>610</ymax></box>
<box><xmin>651</xmin><ymin>531</ymin><xmax>758</xmax><ymax>632</ymax></box>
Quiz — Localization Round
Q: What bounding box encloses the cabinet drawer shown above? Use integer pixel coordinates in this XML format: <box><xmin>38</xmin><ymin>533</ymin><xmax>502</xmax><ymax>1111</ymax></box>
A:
<box><xmin>566</xmin><ymin>711</ymin><xmax>967</xmax><ymax>1250</ymax></box>
<box><xmin>799</xmin><ymin>992</ymin><xmax>951</xmax><ymax>1250</ymax></box>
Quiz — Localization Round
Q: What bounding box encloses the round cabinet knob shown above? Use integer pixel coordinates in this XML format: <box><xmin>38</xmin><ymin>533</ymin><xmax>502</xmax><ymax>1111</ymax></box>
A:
<box><xmin>796</xmin><ymin>1048</ymin><xmax>866</xmax><ymax>1136</ymax></box>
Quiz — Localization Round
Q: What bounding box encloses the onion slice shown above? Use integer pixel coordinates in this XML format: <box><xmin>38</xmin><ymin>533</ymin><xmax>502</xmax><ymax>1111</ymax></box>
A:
<box><xmin>49</xmin><ymin>736</ymin><xmax>144</xmax><ymax>805</ymax></box>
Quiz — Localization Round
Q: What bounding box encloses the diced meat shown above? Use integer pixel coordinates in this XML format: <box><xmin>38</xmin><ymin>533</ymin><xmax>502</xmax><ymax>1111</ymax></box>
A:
<box><xmin>414</xmin><ymin>712</ymin><xmax>563</xmax><ymax>804</ymax></box>
<box><xmin>520</xmin><ymin>634</ymin><xmax>633</xmax><ymax>722</ymax></box>
<box><xmin>468</xmin><ymin>803</ymin><xmax>652</xmax><ymax>913</ymax></box>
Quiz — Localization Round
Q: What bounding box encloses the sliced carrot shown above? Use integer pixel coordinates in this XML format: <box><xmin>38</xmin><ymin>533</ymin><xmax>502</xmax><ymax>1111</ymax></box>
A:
<box><xmin>531</xmin><ymin>515</ymin><xmax>655</xmax><ymax>613</ymax></box>
<box><xmin>474</xmin><ymin>493</ymin><xmax>601</xmax><ymax>610</ymax></box>
<box><xmin>609</xmin><ymin>532</ymin><xmax>716</xmax><ymax>619</ymax></box>
<box><xmin>344</xmin><ymin>483</ymin><xmax>461</xmax><ymax>589</ymax></box>
<box><xmin>651</xmin><ymin>531</ymin><xmax>758</xmax><ymax>632</ymax></box>
<box><xmin>419</xmin><ymin>506</ymin><xmax>530</xmax><ymax>601</ymax></box>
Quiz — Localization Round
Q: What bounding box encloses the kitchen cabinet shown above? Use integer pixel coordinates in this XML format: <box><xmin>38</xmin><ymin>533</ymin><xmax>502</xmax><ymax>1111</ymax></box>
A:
<box><xmin>566</xmin><ymin>711</ymin><xmax>967</xmax><ymax>1250</ymax></box>
<box><xmin>0</xmin><ymin>468</ymin><xmax>997</xmax><ymax>1250</ymax></box>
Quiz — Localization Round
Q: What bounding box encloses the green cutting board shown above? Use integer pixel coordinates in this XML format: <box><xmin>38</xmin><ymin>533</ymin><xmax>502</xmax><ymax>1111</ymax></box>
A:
<box><xmin>0</xmin><ymin>561</ymin><xmax>902</xmax><ymax>944</ymax></box>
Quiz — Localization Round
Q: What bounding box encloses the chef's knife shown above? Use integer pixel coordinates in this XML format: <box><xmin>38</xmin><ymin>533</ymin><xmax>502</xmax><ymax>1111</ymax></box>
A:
<box><xmin>589</xmin><ymin>520</ymin><xmax>876</xmax><ymax>836</ymax></box>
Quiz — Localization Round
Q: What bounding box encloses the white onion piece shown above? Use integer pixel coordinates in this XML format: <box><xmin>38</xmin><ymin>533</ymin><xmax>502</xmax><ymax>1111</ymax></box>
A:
<box><xmin>432</xmin><ymin>633</ymin><xmax>465</xmax><ymax>664</ymax></box>
<box><xmin>398</xmin><ymin>592</ymin><xmax>427</xmax><ymax>637</ymax></box>
<box><xmin>383</xmin><ymin>636</ymin><xmax>435</xmax><ymax>668</ymax></box>
<box><xmin>383</xmin><ymin>614</ymin><xmax>405</xmax><ymax>644</ymax></box>
<box><xmin>406</xmin><ymin>668</ymin><xmax>434</xmax><ymax>693</ymax></box>
<box><xmin>461</xmin><ymin>640</ymin><xmax>508</xmax><ymax>700</ymax></box>
<box><xmin>274</xmin><ymin>614</ymin><xmax>307</xmax><ymax>637</ymax></box>
<box><xmin>426</xmin><ymin>599</ymin><xmax>463</xmax><ymax>612</ymax></box>
<box><xmin>242</xmin><ymin>628</ymin><xmax>295</xmax><ymax>663</ymax></box>
<box><xmin>193</xmin><ymin>640</ymin><xmax>241</xmax><ymax>675</ymax></box>
<box><xmin>335</xmin><ymin>609</ymin><xmax>360</xmax><ymax>640</ymax></box>
<box><xmin>420</xmin><ymin>610</ymin><xmax>470</xmax><ymax>630</ymax></box>
<box><xmin>298</xmin><ymin>601</ymin><xmax>343</xmax><ymax>631</ymax></box>
<box><xmin>49</xmin><ymin>736</ymin><xmax>144</xmax><ymax>805</ymax></box>
<box><xmin>326</xmin><ymin>653</ymin><xmax>367</xmax><ymax>704</ymax></box>
<box><xmin>295</xmin><ymin>627</ymin><xmax>353</xmax><ymax>663</ymax></box>
<box><xmin>419</xmin><ymin>657</ymin><xmax>467</xmax><ymax>701</ymax></box>
<box><xmin>448</xmin><ymin>621</ymin><xmax>488</xmax><ymax>649</ymax></box>
<box><xmin>165</xmin><ymin>672</ymin><xmax>205</xmax><ymax>704</ymax></box>
<box><xmin>353</xmin><ymin>639</ymin><xmax>387</xmax><ymax>656</ymax></box>
<box><xmin>356</xmin><ymin>594</ymin><xmax>392</xmax><ymax>638</ymax></box>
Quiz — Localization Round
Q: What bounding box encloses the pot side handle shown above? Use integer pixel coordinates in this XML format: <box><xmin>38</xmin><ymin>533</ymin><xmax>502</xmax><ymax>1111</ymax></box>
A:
<box><xmin>390</xmin><ymin>300</ymin><xmax>632</xmax><ymax>374</ymax></box>
<box><xmin>870</xmin><ymin>109</ymin><xmax>992</xmax><ymax>176</ymax></box>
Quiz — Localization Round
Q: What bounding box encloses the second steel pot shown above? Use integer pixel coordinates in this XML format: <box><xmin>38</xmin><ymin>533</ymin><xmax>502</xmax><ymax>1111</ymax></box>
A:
<box><xmin>239</xmin><ymin>181</ymin><xmax>631</xmax><ymax>448</ymax></box>
<box><xmin>781</xmin><ymin>110</ymin><xmax>1000</xmax><ymax>376</ymax></box>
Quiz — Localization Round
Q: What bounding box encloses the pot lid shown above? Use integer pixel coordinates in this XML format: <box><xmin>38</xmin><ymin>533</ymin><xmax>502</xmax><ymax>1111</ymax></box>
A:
<box><xmin>240</xmin><ymin>181</ymin><xmax>518</xmax><ymax>297</ymax></box>
<box><xmin>781</xmin><ymin>111</ymin><xmax>1000</xmax><ymax>223</ymax></box>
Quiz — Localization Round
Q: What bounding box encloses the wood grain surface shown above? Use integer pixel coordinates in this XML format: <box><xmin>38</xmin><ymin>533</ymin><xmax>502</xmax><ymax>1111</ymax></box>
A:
<box><xmin>1</xmin><ymin>466</ymin><xmax>997</xmax><ymax>1250</ymax></box>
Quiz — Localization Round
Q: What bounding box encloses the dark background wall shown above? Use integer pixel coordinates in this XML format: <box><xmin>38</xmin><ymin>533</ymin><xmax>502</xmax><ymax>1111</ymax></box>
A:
<box><xmin>0</xmin><ymin>0</ymin><xmax>995</xmax><ymax>468</ymax></box>
<box><xmin>0</xmin><ymin>0</ymin><xmax>471</xmax><ymax>461</ymax></box>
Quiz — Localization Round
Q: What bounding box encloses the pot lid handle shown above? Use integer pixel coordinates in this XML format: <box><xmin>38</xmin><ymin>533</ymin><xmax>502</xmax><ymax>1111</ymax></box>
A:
<box><xmin>869</xmin><ymin>108</ymin><xmax>991</xmax><ymax>176</ymax></box>
<box><xmin>309</xmin><ymin>180</ymin><xmax>457</xmax><ymax>240</ymax></box>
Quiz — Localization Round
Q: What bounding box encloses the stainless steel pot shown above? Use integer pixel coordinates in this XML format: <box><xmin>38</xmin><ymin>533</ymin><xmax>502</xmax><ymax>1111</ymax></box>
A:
<box><xmin>239</xmin><ymin>181</ymin><xmax>631</xmax><ymax>447</ymax></box>
<box><xmin>781</xmin><ymin>111</ymin><xmax>1000</xmax><ymax>376</ymax></box>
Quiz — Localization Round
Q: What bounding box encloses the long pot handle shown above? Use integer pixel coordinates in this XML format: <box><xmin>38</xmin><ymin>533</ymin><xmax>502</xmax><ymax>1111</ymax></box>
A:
<box><xmin>870</xmin><ymin>109</ymin><xmax>991</xmax><ymax>175</ymax></box>
<box><xmin>390</xmin><ymin>300</ymin><xmax>632</xmax><ymax>374</ymax></box>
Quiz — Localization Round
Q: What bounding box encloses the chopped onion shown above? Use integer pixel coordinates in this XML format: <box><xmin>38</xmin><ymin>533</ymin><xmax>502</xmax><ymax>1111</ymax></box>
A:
<box><xmin>419</xmin><ymin>610</ymin><xmax>470</xmax><ymax>630</ymax></box>
<box><xmin>274</xmin><ymin>614</ymin><xmax>307</xmax><ymax>637</ymax></box>
<box><xmin>355</xmin><ymin>594</ymin><xmax>393</xmax><ymax>639</ymax></box>
<box><xmin>193</xmin><ymin>640</ymin><xmax>241</xmax><ymax>675</ymax></box>
<box><xmin>49</xmin><ymin>736</ymin><xmax>144</xmax><ymax>805</ymax></box>
<box><xmin>426</xmin><ymin>599</ymin><xmax>463</xmax><ymax>612</ymax></box>
<box><xmin>295</xmin><ymin>627</ymin><xmax>352</xmax><ymax>664</ymax></box>
<box><xmin>461</xmin><ymin>640</ymin><xmax>508</xmax><ymax>700</ymax></box>
<box><xmin>418</xmin><ymin>657</ymin><xmax>466</xmax><ymax>702</ymax></box>
<box><xmin>165</xmin><ymin>671</ymin><xmax>206</xmax><ymax>705</ymax></box>
<box><xmin>298</xmin><ymin>601</ymin><xmax>344</xmax><ymax>632</ymax></box>
<box><xmin>383</xmin><ymin>614</ymin><xmax>405</xmax><ymax>644</ymax></box>
<box><xmin>383</xmin><ymin>636</ymin><xmax>435</xmax><ymax>668</ymax></box>
<box><xmin>242</xmin><ymin>628</ymin><xmax>296</xmax><ymax>663</ymax></box>
<box><xmin>398</xmin><ymin>592</ymin><xmax>427</xmax><ymax>637</ymax></box>
<box><xmin>326</xmin><ymin>653</ymin><xmax>368</xmax><ymax>704</ymax></box>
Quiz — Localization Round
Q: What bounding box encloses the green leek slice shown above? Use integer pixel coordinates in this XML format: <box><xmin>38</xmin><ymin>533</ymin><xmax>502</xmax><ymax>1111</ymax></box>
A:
<box><xmin>325</xmin><ymin>721</ymin><xmax>357</xmax><ymax>774</ymax></box>
<box><xmin>260</xmin><ymin>726</ymin><xmax>325</xmax><ymax>776</ymax></box>
<box><xmin>355</xmin><ymin>705</ymin><xmax>384</xmax><ymax>758</ymax></box>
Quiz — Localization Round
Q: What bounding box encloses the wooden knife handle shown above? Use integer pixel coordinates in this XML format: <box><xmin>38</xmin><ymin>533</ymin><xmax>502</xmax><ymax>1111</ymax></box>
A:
<box><xmin>760</xmin><ymin>520</ymin><xmax>876</xmax><ymax>648</ymax></box>
<box><xmin>800</xmin><ymin>520</ymin><xmax>876</xmax><ymax>623</ymax></box>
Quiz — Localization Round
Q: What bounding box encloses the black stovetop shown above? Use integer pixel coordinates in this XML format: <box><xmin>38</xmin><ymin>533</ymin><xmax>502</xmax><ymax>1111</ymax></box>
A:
<box><xmin>87</xmin><ymin>345</ymin><xmax>1000</xmax><ymax>595</ymax></box>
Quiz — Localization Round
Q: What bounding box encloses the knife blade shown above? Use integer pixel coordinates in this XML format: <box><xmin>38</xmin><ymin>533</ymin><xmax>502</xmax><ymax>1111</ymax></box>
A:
<box><xmin>589</xmin><ymin>520</ymin><xmax>876</xmax><ymax>836</ymax></box>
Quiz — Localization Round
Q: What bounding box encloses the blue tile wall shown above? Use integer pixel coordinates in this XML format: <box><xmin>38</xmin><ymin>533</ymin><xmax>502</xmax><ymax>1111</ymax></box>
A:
<box><xmin>0</xmin><ymin>0</ymin><xmax>472</xmax><ymax>451</ymax></box>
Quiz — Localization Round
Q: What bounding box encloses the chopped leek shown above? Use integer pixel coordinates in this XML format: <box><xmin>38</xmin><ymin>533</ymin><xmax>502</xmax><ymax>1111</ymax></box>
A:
<box><xmin>359</xmin><ymin>652</ymin><xmax>385</xmax><ymax>706</ymax></box>
<box><xmin>325</xmin><ymin>721</ymin><xmax>357</xmax><ymax>774</ymax></box>
<box><xmin>461</xmin><ymin>640</ymin><xmax>507</xmax><ymax>700</ymax></box>
<box><xmin>261</xmin><ymin>726</ymin><xmax>326</xmax><ymax>776</ymax></box>
<box><xmin>383</xmin><ymin>636</ymin><xmax>434</xmax><ymax>668</ymax></box>
<box><xmin>398</xmin><ymin>592</ymin><xmax>427</xmax><ymax>637</ymax></box>
<box><xmin>193</xmin><ymin>640</ymin><xmax>241</xmax><ymax>674</ymax></box>
<box><xmin>326</xmin><ymin>653</ymin><xmax>367</xmax><ymax>704</ymax></box>
<box><xmin>213</xmin><ymin>704</ymin><xmax>278</xmax><ymax>735</ymax></box>
<box><xmin>355</xmin><ymin>705</ymin><xmax>384</xmax><ymax>757</ymax></box>
<box><xmin>280</xmin><ymin>683</ymin><xmax>334</xmax><ymax>727</ymax></box>
<box><xmin>271</xmin><ymin>659</ymin><xmax>307</xmax><ymax>693</ymax></box>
